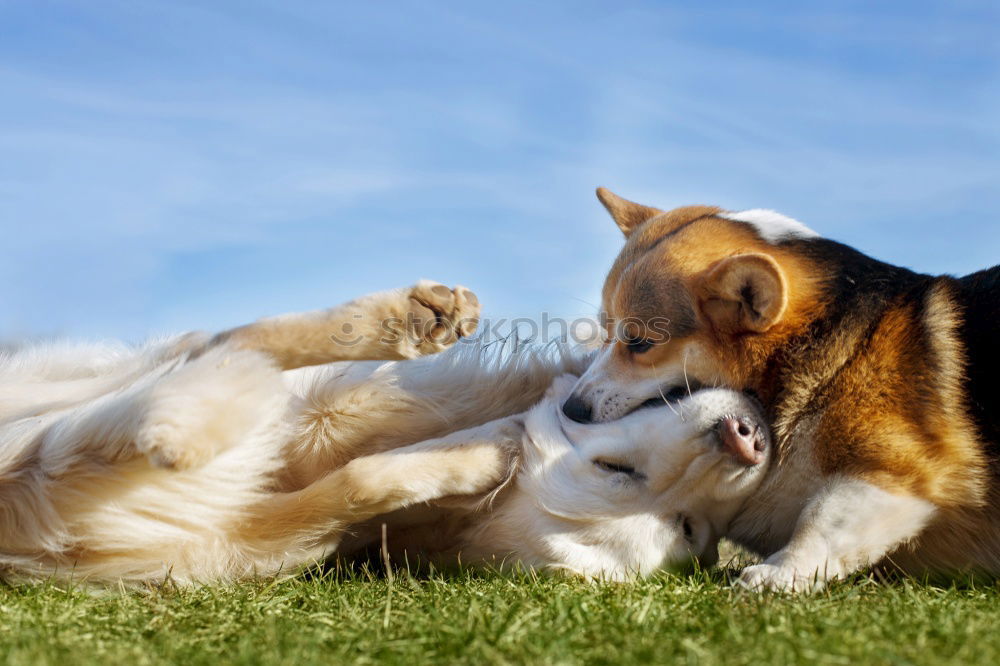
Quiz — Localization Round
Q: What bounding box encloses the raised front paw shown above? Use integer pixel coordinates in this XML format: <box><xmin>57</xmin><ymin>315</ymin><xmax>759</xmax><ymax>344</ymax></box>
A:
<box><xmin>736</xmin><ymin>563</ymin><xmax>824</xmax><ymax>593</ymax></box>
<box><xmin>403</xmin><ymin>280</ymin><xmax>480</xmax><ymax>355</ymax></box>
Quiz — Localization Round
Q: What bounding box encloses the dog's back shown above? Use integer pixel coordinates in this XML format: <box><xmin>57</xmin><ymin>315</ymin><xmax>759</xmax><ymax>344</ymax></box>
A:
<box><xmin>957</xmin><ymin>266</ymin><xmax>1000</xmax><ymax>453</ymax></box>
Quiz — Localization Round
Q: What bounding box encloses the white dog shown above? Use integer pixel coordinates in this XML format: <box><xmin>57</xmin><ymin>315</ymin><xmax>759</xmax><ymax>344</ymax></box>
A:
<box><xmin>0</xmin><ymin>283</ymin><xmax>769</xmax><ymax>583</ymax></box>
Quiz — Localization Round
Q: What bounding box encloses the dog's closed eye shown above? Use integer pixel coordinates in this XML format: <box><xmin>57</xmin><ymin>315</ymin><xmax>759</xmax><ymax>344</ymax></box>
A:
<box><xmin>593</xmin><ymin>459</ymin><xmax>646</xmax><ymax>481</ymax></box>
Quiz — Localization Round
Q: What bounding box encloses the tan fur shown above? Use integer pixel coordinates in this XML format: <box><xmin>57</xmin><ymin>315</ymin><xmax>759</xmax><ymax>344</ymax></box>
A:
<box><xmin>597</xmin><ymin>202</ymin><xmax>827</xmax><ymax>393</ymax></box>
<box><xmin>811</xmin><ymin>287</ymin><xmax>985</xmax><ymax>507</ymax></box>
<box><xmin>210</xmin><ymin>281</ymin><xmax>480</xmax><ymax>369</ymax></box>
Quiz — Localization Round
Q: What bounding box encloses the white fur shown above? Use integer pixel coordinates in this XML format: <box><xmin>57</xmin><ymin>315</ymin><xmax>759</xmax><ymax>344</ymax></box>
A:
<box><xmin>720</xmin><ymin>209</ymin><xmax>818</xmax><ymax>243</ymax></box>
<box><xmin>0</xmin><ymin>331</ymin><xmax>768</xmax><ymax>584</ymax></box>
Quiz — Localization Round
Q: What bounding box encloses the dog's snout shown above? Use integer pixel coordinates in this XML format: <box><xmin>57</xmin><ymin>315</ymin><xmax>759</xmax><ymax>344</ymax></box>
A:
<box><xmin>717</xmin><ymin>416</ymin><xmax>766</xmax><ymax>466</ymax></box>
<box><xmin>562</xmin><ymin>394</ymin><xmax>594</xmax><ymax>424</ymax></box>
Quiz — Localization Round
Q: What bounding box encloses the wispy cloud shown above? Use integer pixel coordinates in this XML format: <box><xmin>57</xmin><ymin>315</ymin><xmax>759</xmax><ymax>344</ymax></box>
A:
<box><xmin>0</xmin><ymin>0</ymin><xmax>996</xmax><ymax>339</ymax></box>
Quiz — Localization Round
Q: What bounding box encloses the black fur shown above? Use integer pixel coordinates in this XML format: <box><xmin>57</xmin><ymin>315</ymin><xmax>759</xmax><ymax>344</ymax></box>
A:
<box><xmin>781</xmin><ymin>237</ymin><xmax>999</xmax><ymax>460</ymax></box>
<box><xmin>957</xmin><ymin>266</ymin><xmax>1000</xmax><ymax>458</ymax></box>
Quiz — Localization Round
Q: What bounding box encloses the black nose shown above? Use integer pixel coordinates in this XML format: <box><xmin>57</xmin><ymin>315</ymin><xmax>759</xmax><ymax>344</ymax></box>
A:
<box><xmin>562</xmin><ymin>394</ymin><xmax>593</xmax><ymax>423</ymax></box>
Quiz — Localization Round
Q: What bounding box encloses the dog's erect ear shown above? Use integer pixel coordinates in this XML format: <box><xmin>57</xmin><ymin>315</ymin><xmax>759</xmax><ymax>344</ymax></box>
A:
<box><xmin>697</xmin><ymin>254</ymin><xmax>788</xmax><ymax>334</ymax></box>
<box><xmin>596</xmin><ymin>187</ymin><xmax>664</xmax><ymax>237</ymax></box>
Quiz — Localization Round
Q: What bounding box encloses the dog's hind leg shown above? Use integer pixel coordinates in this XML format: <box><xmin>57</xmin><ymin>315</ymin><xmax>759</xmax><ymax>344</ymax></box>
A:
<box><xmin>203</xmin><ymin>281</ymin><xmax>481</xmax><ymax>369</ymax></box>
<box><xmin>32</xmin><ymin>347</ymin><xmax>287</xmax><ymax>474</ymax></box>
<box><xmin>132</xmin><ymin>348</ymin><xmax>288</xmax><ymax>470</ymax></box>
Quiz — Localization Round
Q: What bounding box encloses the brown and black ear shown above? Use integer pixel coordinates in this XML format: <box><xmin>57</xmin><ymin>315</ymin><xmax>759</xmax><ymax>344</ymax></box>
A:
<box><xmin>596</xmin><ymin>187</ymin><xmax>664</xmax><ymax>236</ymax></box>
<box><xmin>697</xmin><ymin>254</ymin><xmax>788</xmax><ymax>334</ymax></box>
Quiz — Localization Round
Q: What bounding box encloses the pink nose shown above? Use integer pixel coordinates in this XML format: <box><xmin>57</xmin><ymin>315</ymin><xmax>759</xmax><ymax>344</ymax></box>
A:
<box><xmin>718</xmin><ymin>417</ymin><xmax>765</xmax><ymax>466</ymax></box>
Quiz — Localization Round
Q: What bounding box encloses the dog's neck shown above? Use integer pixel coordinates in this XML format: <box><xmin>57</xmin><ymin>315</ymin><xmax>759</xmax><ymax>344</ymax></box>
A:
<box><xmin>748</xmin><ymin>243</ymin><xmax>931</xmax><ymax>432</ymax></box>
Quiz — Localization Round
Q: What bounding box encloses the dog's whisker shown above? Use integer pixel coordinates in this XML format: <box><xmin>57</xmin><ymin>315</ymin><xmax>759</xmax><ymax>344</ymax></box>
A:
<box><xmin>682</xmin><ymin>349</ymin><xmax>694</xmax><ymax>399</ymax></box>
<box><xmin>657</xmin><ymin>382</ymin><xmax>681</xmax><ymax>418</ymax></box>
<box><xmin>649</xmin><ymin>358</ymin><xmax>682</xmax><ymax>418</ymax></box>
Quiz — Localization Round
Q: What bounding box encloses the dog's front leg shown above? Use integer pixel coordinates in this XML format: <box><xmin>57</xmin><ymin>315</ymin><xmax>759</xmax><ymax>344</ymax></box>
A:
<box><xmin>246</xmin><ymin>416</ymin><xmax>525</xmax><ymax>547</ymax></box>
<box><xmin>738</xmin><ymin>477</ymin><xmax>936</xmax><ymax>592</ymax></box>
<box><xmin>209</xmin><ymin>281</ymin><xmax>481</xmax><ymax>369</ymax></box>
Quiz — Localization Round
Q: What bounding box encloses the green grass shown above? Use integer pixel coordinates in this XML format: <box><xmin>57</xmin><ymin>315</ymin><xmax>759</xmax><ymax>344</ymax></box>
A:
<box><xmin>1</xmin><ymin>564</ymin><xmax>999</xmax><ymax>666</ymax></box>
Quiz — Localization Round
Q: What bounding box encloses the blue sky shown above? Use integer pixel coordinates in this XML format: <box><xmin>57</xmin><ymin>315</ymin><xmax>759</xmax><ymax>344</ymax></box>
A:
<box><xmin>1</xmin><ymin>0</ymin><xmax>997</xmax><ymax>341</ymax></box>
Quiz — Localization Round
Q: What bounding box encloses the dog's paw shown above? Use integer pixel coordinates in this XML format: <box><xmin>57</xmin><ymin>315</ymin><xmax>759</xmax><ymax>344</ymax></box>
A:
<box><xmin>736</xmin><ymin>563</ymin><xmax>823</xmax><ymax>593</ymax></box>
<box><xmin>404</xmin><ymin>280</ymin><xmax>480</xmax><ymax>354</ymax></box>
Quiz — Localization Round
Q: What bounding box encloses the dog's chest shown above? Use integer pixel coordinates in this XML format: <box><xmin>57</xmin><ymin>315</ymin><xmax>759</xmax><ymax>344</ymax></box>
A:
<box><xmin>727</xmin><ymin>415</ymin><xmax>826</xmax><ymax>555</ymax></box>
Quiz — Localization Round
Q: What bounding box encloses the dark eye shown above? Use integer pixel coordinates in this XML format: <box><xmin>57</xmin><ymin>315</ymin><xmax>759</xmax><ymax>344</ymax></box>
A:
<box><xmin>625</xmin><ymin>338</ymin><xmax>654</xmax><ymax>354</ymax></box>
<box><xmin>593</xmin><ymin>459</ymin><xmax>645</xmax><ymax>480</ymax></box>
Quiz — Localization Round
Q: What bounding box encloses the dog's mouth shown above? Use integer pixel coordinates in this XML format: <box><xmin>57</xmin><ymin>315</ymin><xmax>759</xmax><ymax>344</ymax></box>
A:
<box><xmin>635</xmin><ymin>385</ymin><xmax>698</xmax><ymax>411</ymax></box>
<box><xmin>637</xmin><ymin>396</ymin><xmax>670</xmax><ymax>411</ymax></box>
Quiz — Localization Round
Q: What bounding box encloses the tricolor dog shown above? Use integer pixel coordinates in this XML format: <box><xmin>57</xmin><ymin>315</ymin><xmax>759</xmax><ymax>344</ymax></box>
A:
<box><xmin>0</xmin><ymin>282</ymin><xmax>768</xmax><ymax>583</ymax></box>
<box><xmin>563</xmin><ymin>188</ymin><xmax>1000</xmax><ymax>591</ymax></box>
